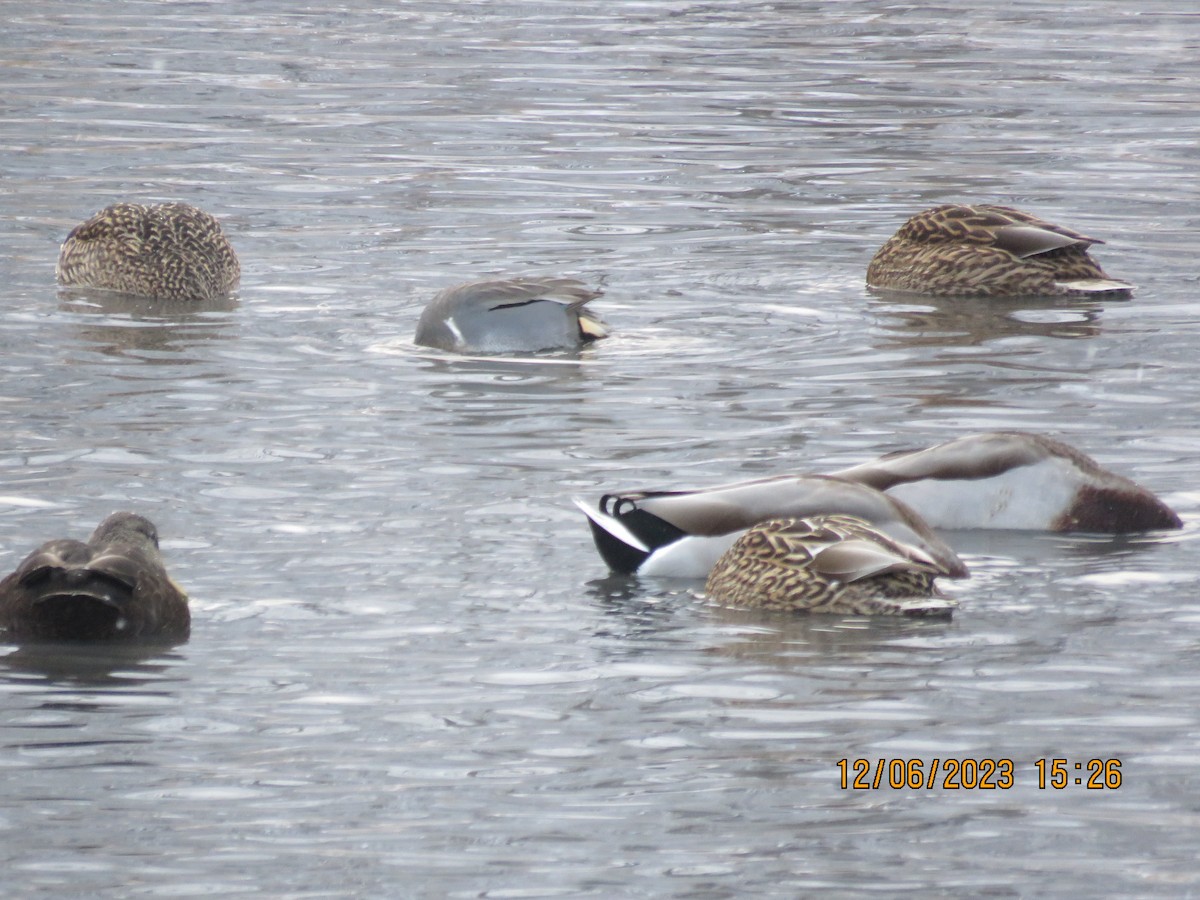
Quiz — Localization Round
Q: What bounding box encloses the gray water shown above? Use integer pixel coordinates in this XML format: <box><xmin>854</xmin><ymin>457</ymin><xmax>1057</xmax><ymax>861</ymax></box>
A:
<box><xmin>2</xmin><ymin>2</ymin><xmax>1199</xmax><ymax>896</ymax></box>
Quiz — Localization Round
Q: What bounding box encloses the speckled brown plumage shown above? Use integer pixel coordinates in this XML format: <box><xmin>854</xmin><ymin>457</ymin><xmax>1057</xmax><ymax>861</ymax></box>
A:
<box><xmin>866</xmin><ymin>204</ymin><xmax>1132</xmax><ymax>298</ymax></box>
<box><xmin>56</xmin><ymin>202</ymin><xmax>240</xmax><ymax>302</ymax></box>
<box><xmin>705</xmin><ymin>515</ymin><xmax>956</xmax><ymax>617</ymax></box>
<box><xmin>0</xmin><ymin>512</ymin><xmax>190</xmax><ymax>641</ymax></box>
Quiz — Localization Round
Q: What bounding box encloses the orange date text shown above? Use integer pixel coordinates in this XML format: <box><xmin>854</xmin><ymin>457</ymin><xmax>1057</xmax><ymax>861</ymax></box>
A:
<box><xmin>836</xmin><ymin>758</ymin><xmax>1015</xmax><ymax>790</ymax></box>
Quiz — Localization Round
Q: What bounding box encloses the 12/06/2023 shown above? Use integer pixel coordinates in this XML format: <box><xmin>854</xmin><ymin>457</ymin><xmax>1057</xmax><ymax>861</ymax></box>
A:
<box><xmin>836</xmin><ymin>758</ymin><xmax>1123</xmax><ymax>790</ymax></box>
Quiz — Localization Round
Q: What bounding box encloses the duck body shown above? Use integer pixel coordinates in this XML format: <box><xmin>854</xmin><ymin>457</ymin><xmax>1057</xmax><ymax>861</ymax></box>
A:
<box><xmin>705</xmin><ymin>514</ymin><xmax>957</xmax><ymax>617</ymax></box>
<box><xmin>866</xmin><ymin>204</ymin><xmax>1132</xmax><ymax>298</ymax></box>
<box><xmin>0</xmin><ymin>513</ymin><xmax>190</xmax><ymax>642</ymax></box>
<box><xmin>831</xmin><ymin>432</ymin><xmax>1181</xmax><ymax>533</ymax></box>
<box><xmin>575</xmin><ymin>474</ymin><xmax>968</xmax><ymax>579</ymax></box>
<box><xmin>56</xmin><ymin>202</ymin><xmax>240</xmax><ymax>302</ymax></box>
<box><xmin>414</xmin><ymin>277</ymin><xmax>608</xmax><ymax>353</ymax></box>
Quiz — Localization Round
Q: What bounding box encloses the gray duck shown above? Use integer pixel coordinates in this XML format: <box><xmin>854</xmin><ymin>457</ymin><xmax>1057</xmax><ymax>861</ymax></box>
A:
<box><xmin>415</xmin><ymin>277</ymin><xmax>608</xmax><ymax>353</ymax></box>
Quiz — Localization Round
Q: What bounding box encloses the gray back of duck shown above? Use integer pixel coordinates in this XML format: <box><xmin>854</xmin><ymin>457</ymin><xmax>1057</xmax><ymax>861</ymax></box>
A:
<box><xmin>414</xmin><ymin>277</ymin><xmax>607</xmax><ymax>353</ymax></box>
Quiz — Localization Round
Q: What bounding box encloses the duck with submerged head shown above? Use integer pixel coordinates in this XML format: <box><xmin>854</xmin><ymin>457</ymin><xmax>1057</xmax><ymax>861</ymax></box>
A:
<box><xmin>575</xmin><ymin>474</ymin><xmax>968</xmax><ymax>580</ymax></box>
<box><xmin>705</xmin><ymin>514</ymin><xmax>958</xmax><ymax>617</ymax></box>
<box><xmin>866</xmin><ymin>204</ymin><xmax>1132</xmax><ymax>298</ymax></box>
<box><xmin>56</xmin><ymin>202</ymin><xmax>240</xmax><ymax>302</ymax></box>
<box><xmin>0</xmin><ymin>512</ymin><xmax>190</xmax><ymax>642</ymax></box>
<box><xmin>830</xmin><ymin>431</ymin><xmax>1181</xmax><ymax>533</ymax></box>
<box><xmin>414</xmin><ymin>277</ymin><xmax>608</xmax><ymax>354</ymax></box>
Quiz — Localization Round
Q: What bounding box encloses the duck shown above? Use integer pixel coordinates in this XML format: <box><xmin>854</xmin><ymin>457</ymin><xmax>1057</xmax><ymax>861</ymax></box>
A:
<box><xmin>0</xmin><ymin>512</ymin><xmax>190</xmax><ymax>642</ymax></box>
<box><xmin>414</xmin><ymin>277</ymin><xmax>608</xmax><ymax>353</ymax></box>
<box><xmin>865</xmin><ymin>204</ymin><xmax>1132</xmax><ymax>298</ymax></box>
<box><xmin>574</xmin><ymin>474</ymin><xmax>968</xmax><ymax>579</ymax></box>
<box><xmin>705</xmin><ymin>514</ymin><xmax>958</xmax><ymax>617</ymax></box>
<box><xmin>829</xmin><ymin>431</ymin><xmax>1181</xmax><ymax>533</ymax></box>
<box><xmin>56</xmin><ymin>202</ymin><xmax>240</xmax><ymax>302</ymax></box>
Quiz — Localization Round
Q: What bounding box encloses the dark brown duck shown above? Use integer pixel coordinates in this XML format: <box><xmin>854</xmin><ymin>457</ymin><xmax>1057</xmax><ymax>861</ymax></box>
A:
<box><xmin>0</xmin><ymin>512</ymin><xmax>190</xmax><ymax>641</ymax></box>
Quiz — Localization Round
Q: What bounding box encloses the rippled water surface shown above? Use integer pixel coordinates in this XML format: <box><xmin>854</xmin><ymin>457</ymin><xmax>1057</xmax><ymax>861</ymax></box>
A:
<box><xmin>3</xmin><ymin>2</ymin><xmax>1200</xmax><ymax>896</ymax></box>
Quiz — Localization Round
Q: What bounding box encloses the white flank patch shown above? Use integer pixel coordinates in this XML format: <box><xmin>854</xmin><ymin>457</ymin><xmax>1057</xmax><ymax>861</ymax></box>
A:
<box><xmin>883</xmin><ymin>458</ymin><xmax>1079</xmax><ymax>530</ymax></box>
<box><xmin>444</xmin><ymin>315</ymin><xmax>467</xmax><ymax>347</ymax></box>
<box><xmin>639</xmin><ymin>532</ymin><xmax>742</xmax><ymax>578</ymax></box>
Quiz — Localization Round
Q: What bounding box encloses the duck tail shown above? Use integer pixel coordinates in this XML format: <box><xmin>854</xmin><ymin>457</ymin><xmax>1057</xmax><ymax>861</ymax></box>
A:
<box><xmin>578</xmin><ymin>310</ymin><xmax>610</xmax><ymax>341</ymax></box>
<box><xmin>1054</xmin><ymin>278</ymin><xmax>1133</xmax><ymax>298</ymax></box>
<box><xmin>573</xmin><ymin>497</ymin><xmax>652</xmax><ymax>573</ymax></box>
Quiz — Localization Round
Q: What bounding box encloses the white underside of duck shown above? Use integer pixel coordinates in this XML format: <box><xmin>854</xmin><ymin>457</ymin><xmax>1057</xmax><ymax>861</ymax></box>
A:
<box><xmin>830</xmin><ymin>431</ymin><xmax>1180</xmax><ymax>533</ymax></box>
<box><xmin>881</xmin><ymin>457</ymin><xmax>1078</xmax><ymax>530</ymax></box>
<box><xmin>637</xmin><ymin>533</ymin><xmax>743</xmax><ymax>578</ymax></box>
<box><xmin>575</xmin><ymin>497</ymin><xmax>732</xmax><ymax>578</ymax></box>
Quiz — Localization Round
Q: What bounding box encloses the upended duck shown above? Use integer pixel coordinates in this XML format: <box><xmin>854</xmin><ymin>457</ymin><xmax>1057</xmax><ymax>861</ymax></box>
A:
<box><xmin>0</xmin><ymin>512</ymin><xmax>190</xmax><ymax>642</ymax></box>
<box><xmin>829</xmin><ymin>431</ymin><xmax>1181</xmax><ymax>533</ymax></box>
<box><xmin>56</xmin><ymin>202</ymin><xmax>240</xmax><ymax>302</ymax></box>
<box><xmin>705</xmin><ymin>515</ymin><xmax>958</xmax><ymax>617</ymax></box>
<box><xmin>414</xmin><ymin>277</ymin><xmax>608</xmax><ymax>353</ymax></box>
<box><xmin>866</xmin><ymin>204</ymin><xmax>1132</xmax><ymax>298</ymax></box>
<box><xmin>575</xmin><ymin>475</ymin><xmax>968</xmax><ymax>579</ymax></box>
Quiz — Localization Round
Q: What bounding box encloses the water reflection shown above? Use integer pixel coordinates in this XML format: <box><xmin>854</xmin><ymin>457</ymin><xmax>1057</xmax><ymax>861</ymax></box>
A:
<box><xmin>944</xmin><ymin>528</ymin><xmax>1183</xmax><ymax>570</ymax></box>
<box><xmin>1049</xmin><ymin>529</ymin><xmax>1192</xmax><ymax>573</ymax></box>
<box><xmin>869</xmin><ymin>291</ymin><xmax>1105</xmax><ymax>349</ymax></box>
<box><xmin>59</xmin><ymin>288</ymin><xmax>238</xmax><ymax>360</ymax></box>
<box><xmin>0</xmin><ymin>638</ymin><xmax>188</xmax><ymax>687</ymax></box>
<box><xmin>375</xmin><ymin>339</ymin><xmax>600</xmax><ymax>372</ymax></box>
<box><xmin>374</xmin><ymin>347</ymin><xmax>602</xmax><ymax>462</ymax></box>
<box><xmin>704</xmin><ymin>603</ymin><xmax>959</xmax><ymax>670</ymax></box>
<box><xmin>416</xmin><ymin>354</ymin><xmax>596</xmax><ymax>392</ymax></box>
<box><xmin>586</xmin><ymin>574</ymin><xmax>691</xmax><ymax>620</ymax></box>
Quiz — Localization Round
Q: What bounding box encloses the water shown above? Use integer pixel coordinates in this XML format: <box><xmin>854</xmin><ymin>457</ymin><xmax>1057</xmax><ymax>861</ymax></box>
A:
<box><xmin>2</xmin><ymin>1</ymin><xmax>1199</xmax><ymax>896</ymax></box>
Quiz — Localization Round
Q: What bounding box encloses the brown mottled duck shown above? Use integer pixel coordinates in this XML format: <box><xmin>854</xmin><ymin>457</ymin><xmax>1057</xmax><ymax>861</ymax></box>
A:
<box><xmin>704</xmin><ymin>514</ymin><xmax>958</xmax><ymax>617</ymax></box>
<box><xmin>56</xmin><ymin>202</ymin><xmax>240</xmax><ymax>302</ymax></box>
<box><xmin>866</xmin><ymin>204</ymin><xmax>1131</xmax><ymax>298</ymax></box>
